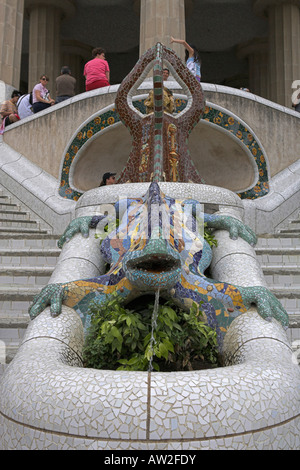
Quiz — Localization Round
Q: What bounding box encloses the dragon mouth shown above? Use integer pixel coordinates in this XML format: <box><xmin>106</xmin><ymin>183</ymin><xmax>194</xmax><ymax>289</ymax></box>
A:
<box><xmin>124</xmin><ymin>254</ymin><xmax>181</xmax><ymax>289</ymax></box>
<box><xmin>126</xmin><ymin>255</ymin><xmax>181</xmax><ymax>274</ymax></box>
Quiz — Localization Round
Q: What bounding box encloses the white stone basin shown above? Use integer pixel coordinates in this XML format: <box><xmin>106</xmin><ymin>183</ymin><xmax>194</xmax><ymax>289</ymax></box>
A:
<box><xmin>0</xmin><ymin>306</ymin><xmax>299</xmax><ymax>450</ymax></box>
<box><xmin>0</xmin><ymin>183</ymin><xmax>299</xmax><ymax>450</ymax></box>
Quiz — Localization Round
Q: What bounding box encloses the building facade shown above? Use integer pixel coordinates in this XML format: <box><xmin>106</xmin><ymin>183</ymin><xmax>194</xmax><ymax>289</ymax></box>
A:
<box><xmin>0</xmin><ymin>0</ymin><xmax>300</xmax><ymax>107</ymax></box>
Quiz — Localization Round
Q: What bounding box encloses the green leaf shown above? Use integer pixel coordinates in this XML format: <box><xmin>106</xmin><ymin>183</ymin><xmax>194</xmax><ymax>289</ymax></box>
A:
<box><xmin>162</xmin><ymin>316</ymin><xmax>173</xmax><ymax>327</ymax></box>
<box><xmin>159</xmin><ymin>343</ymin><xmax>169</xmax><ymax>360</ymax></box>
<box><xmin>163</xmin><ymin>339</ymin><xmax>175</xmax><ymax>353</ymax></box>
<box><xmin>118</xmin><ymin>359</ymin><xmax>129</xmax><ymax>365</ymax></box>
<box><xmin>127</xmin><ymin>356</ymin><xmax>140</xmax><ymax>365</ymax></box>
<box><xmin>111</xmin><ymin>326</ymin><xmax>123</xmax><ymax>341</ymax></box>
<box><xmin>162</xmin><ymin>306</ymin><xmax>177</xmax><ymax>320</ymax></box>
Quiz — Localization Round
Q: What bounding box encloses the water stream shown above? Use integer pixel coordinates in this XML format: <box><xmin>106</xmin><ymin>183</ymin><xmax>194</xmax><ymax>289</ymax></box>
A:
<box><xmin>148</xmin><ymin>288</ymin><xmax>160</xmax><ymax>372</ymax></box>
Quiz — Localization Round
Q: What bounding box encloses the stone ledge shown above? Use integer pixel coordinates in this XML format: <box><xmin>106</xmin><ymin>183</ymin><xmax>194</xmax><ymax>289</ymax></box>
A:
<box><xmin>0</xmin><ymin>145</ymin><xmax>75</xmax><ymax>235</ymax></box>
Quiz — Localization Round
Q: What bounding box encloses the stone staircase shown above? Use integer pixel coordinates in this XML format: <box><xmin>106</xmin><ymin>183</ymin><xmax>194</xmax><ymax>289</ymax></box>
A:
<box><xmin>255</xmin><ymin>214</ymin><xmax>300</xmax><ymax>362</ymax></box>
<box><xmin>0</xmin><ymin>187</ymin><xmax>60</xmax><ymax>377</ymax></box>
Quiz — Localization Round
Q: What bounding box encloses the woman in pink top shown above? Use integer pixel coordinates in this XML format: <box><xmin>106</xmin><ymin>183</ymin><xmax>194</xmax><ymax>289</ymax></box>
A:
<box><xmin>84</xmin><ymin>47</ymin><xmax>110</xmax><ymax>91</ymax></box>
<box><xmin>32</xmin><ymin>75</ymin><xmax>55</xmax><ymax>114</ymax></box>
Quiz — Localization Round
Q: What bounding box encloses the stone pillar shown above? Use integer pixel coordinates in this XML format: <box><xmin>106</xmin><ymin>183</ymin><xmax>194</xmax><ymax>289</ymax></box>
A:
<box><xmin>237</xmin><ymin>37</ymin><xmax>270</xmax><ymax>99</ymax></box>
<box><xmin>25</xmin><ymin>0</ymin><xmax>76</xmax><ymax>95</ymax></box>
<box><xmin>139</xmin><ymin>0</ymin><xmax>187</xmax><ymax>61</ymax></box>
<box><xmin>61</xmin><ymin>40</ymin><xmax>92</xmax><ymax>95</ymax></box>
<box><xmin>0</xmin><ymin>0</ymin><xmax>24</xmax><ymax>94</ymax></box>
<box><xmin>253</xmin><ymin>0</ymin><xmax>300</xmax><ymax>107</ymax></box>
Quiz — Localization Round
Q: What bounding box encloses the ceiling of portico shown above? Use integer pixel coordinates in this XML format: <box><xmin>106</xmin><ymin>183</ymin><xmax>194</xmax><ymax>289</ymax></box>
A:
<box><xmin>59</xmin><ymin>0</ymin><xmax>268</xmax><ymax>54</ymax></box>
<box><xmin>186</xmin><ymin>0</ymin><xmax>268</xmax><ymax>52</ymax></box>
<box><xmin>21</xmin><ymin>0</ymin><xmax>269</xmax><ymax>88</ymax></box>
<box><xmin>61</xmin><ymin>0</ymin><xmax>140</xmax><ymax>54</ymax></box>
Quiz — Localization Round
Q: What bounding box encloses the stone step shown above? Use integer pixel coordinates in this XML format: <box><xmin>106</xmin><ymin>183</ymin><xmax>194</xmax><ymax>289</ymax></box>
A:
<box><xmin>255</xmin><ymin>246</ymin><xmax>300</xmax><ymax>254</ymax></box>
<box><xmin>0</xmin><ymin>299</ymin><xmax>38</xmax><ymax>368</ymax></box>
<box><xmin>0</xmin><ymin>187</ymin><xmax>59</xmax><ymax>374</ymax></box>
<box><xmin>263</xmin><ymin>266</ymin><xmax>300</xmax><ymax>288</ymax></box>
<box><xmin>0</xmin><ymin>305</ymin><xmax>32</xmax><ymax>318</ymax></box>
<box><xmin>286</xmin><ymin>315</ymin><xmax>300</xmax><ymax>357</ymax></box>
<box><xmin>288</xmin><ymin>220</ymin><xmax>300</xmax><ymax>229</ymax></box>
<box><xmin>256</xmin><ymin>248</ymin><xmax>300</xmax><ymax>266</ymax></box>
<box><xmin>0</xmin><ymin>233</ymin><xmax>60</xmax><ymax>249</ymax></box>
<box><xmin>256</xmin><ymin>233</ymin><xmax>300</xmax><ymax>246</ymax></box>
<box><xmin>0</xmin><ymin>248</ymin><xmax>60</xmax><ymax>267</ymax></box>
<box><xmin>0</xmin><ymin>285</ymin><xmax>40</xmax><ymax>341</ymax></box>
<box><xmin>0</xmin><ymin>285</ymin><xmax>42</xmax><ymax>300</ymax></box>
<box><xmin>278</xmin><ymin>297</ymin><xmax>300</xmax><ymax>311</ymax></box>
<box><xmin>1</xmin><ymin>343</ymin><xmax>22</xmax><ymax>365</ymax></box>
<box><xmin>0</xmin><ymin>286</ymin><xmax>40</xmax><ymax>327</ymax></box>
<box><xmin>0</xmin><ymin>266</ymin><xmax>54</xmax><ymax>276</ymax></box>
<box><xmin>288</xmin><ymin>313</ymin><xmax>300</xmax><ymax>328</ymax></box>
<box><xmin>0</xmin><ymin>202</ymin><xmax>20</xmax><ymax>210</ymax></box>
<box><xmin>0</xmin><ymin>327</ymin><xmax>27</xmax><ymax>344</ymax></box>
<box><xmin>0</xmin><ymin>210</ymin><xmax>32</xmax><ymax>221</ymax></box>
<box><xmin>0</xmin><ymin>283</ymin><xmax>28</xmax><ymax>363</ymax></box>
<box><xmin>0</xmin><ymin>313</ymin><xmax>30</xmax><ymax>326</ymax></box>
<box><xmin>0</xmin><ymin>320</ymin><xmax>29</xmax><ymax>361</ymax></box>
<box><xmin>271</xmin><ymin>288</ymin><xmax>300</xmax><ymax>307</ymax></box>
<box><xmin>0</xmin><ymin>266</ymin><xmax>54</xmax><ymax>287</ymax></box>
<box><xmin>0</xmin><ymin>312</ymin><xmax>30</xmax><ymax>328</ymax></box>
<box><xmin>0</xmin><ymin>194</ymin><xmax>12</xmax><ymax>201</ymax></box>
<box><xmin>278</xmin><ymin>228</ymin><xmax>300</xmax><ymax>235</ymax></box>
<box><xmin>0</xmin><ymin>227</ymin><xmax>49</xmax><ymax>235</ymax></box>
<box><xmin>0</xmin><ymin>218</ymin><xmax>40</xmax><ymax>228</ymax></box>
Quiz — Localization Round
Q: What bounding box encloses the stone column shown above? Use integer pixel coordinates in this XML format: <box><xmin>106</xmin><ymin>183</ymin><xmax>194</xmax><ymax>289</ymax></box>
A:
<box><xmin>253</xmin><ymin>0</ymin><xmax>300</xmax><ymax>107</ymax></box>
<box><xmin>25</xmin><ymin>0</ymin><xmax>76</xmax><ymax>95</ymax></box>
<box><xmin>139</xmin><ymin>0</ymin><xmax>187</xmax><ymax>61</ymax></box>
<box><xmin>237</xmin><ymin>37</ymin><xmax>270</xmax><ymax>99</ymax></box>
<box><xmin>0</xmin><ymin>0</ymin><xmax>24</xmax><ymax>94</ymax></box>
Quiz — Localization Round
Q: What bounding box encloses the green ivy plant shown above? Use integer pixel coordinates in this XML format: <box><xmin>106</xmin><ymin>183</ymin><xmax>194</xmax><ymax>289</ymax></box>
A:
<box><xmin>83</xmin><ymin>292</ymin><xmax>220</xmax><ymax>372</ymax></box>
<box><xmin>204</xmin><ymin>222</ymin><xmax>218</xmax><ymax>248</ymax></box>
<box><xmin>95</xmin><ymin>218</ymin><xmax>120</xmax><ymax>244</ymax></box>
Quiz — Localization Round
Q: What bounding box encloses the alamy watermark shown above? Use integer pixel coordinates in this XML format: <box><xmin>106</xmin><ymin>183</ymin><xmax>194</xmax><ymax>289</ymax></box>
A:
<box><xmin>291</xmin><ymin>80</ymin><xmax>300</xmax><ymax>105</ymax></box>
<box><xmin>93</xmin><ymin>198</ymin><xmax>205</xmax><ymax>242</ymax></box>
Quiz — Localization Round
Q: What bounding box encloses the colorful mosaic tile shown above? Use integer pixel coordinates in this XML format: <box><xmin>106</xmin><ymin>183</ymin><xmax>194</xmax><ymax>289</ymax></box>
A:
<box><xmin>59</xmin><ymin>46</ymin><xmax>269</xmax><ymax>201</ymax></box>
<box><xmin>115</xmin><ymin>44</ymin><xmax>205</xmax><ymax>186</ymax></box>
<box><xmin>202</xmin><ymin>105</ymin><xmax>269</xmax><ymax>199</ymax></box>
<box><xmin>59</xmin><ymin>100</ymin><xmax>269</xmax><ymax>202</ymax></box>
<box><xmin>30</xmin><ymin>182</ymin><xmax>289</xmax><ymax>348</ymax></box>
<box><xmin>59</xmin><ymin>109</ymin><xmax>121</xmax><ymax>201</ymax></box>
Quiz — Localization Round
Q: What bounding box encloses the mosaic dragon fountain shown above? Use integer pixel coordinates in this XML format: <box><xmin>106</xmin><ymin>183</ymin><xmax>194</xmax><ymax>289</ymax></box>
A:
<box><xmin>1</xmin><ymin>43</ymin><xmax>298</xmax><ymax>451</ymax></box>
<box><xmin>28</xmin><ymin>44</ymin><xmax>289</xmax><ymax>346</ymax></box>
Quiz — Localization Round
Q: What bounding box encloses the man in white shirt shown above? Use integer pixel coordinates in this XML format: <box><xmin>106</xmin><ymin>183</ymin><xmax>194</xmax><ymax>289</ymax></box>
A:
<box><xmin>17</xmin><ymin>94</ymin><xmax>34</xmax><ymax>119</ymax></box>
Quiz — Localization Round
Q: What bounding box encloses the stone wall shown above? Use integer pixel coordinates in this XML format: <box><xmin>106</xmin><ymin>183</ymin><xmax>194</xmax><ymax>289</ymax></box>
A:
<box><xmin>3</xmin><ymin>84</ymin><xmax>300</xmax><ymax>184</ymax></box>
<box><xmin>3</xmin><ymin>86</ymin><xmax>118</xmax><ymax>179</ymax></box>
